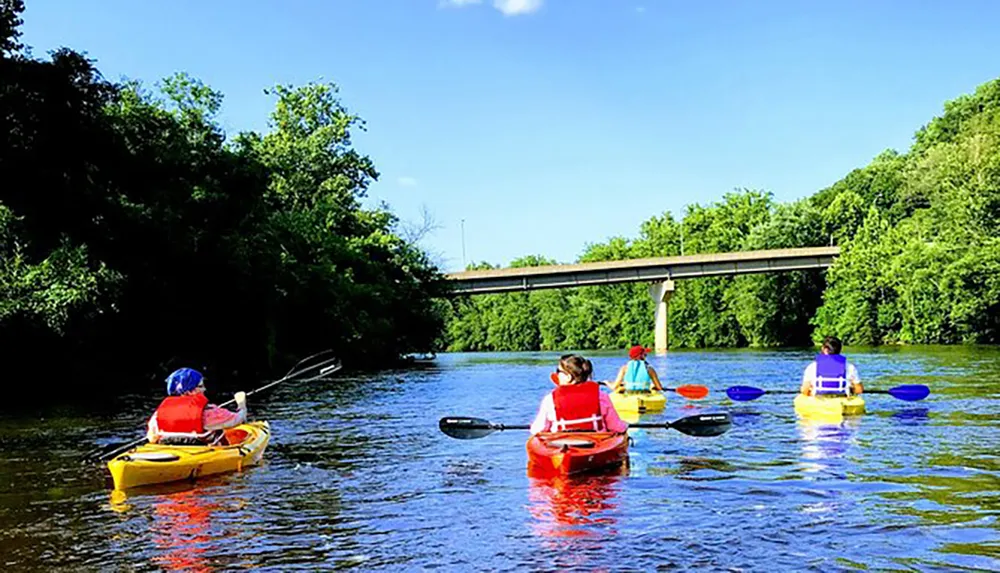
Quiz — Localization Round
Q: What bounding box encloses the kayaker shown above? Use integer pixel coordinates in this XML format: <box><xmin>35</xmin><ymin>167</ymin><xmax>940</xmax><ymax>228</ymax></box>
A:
<box><xmin>799</xmin><ymin>336</ymin><xmax>864</xmax><ymax>397</ymax></box>
<box><xmin>146</xmin><ymin>367</ymin><xmax>248</xmax><ymax>445</ymax></box>
<box><xmin>529</xmin><ymin>354</ymin><xmax>629</xmax><ymax>435</ymax></box>
<box><xmin>611</xmin><ymin>345</ymin><xmax>664</xmax><ymax>394</ymax></box>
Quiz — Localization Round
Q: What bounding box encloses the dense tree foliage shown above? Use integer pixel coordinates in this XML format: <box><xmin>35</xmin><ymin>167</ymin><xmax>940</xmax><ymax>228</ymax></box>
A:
<box><xmin>0</xmin><ymin>2</ymin><xmax>446</xmax><ymax>393</ymax></box>
<box><xmin>814</xmin><ymin>79</ymin><xmax>1000</xmax><ymax>345</ymax></box>
<box><xmin>445</xmin><ymin>78</ymin><xmax>1000</xmax><ymax>351</ymax></box>
<box><xmin>5</xmin><ymin>1</ymin><xmax>998</xmax><ymax>385</ymax></box>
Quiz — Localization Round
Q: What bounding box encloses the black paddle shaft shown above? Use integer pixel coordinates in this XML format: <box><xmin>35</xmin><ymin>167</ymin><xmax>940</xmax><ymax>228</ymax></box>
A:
<box><xmin>439</xmin><ymin>412</ymin><xmax>732</xmax><ymax>440</ymax></box>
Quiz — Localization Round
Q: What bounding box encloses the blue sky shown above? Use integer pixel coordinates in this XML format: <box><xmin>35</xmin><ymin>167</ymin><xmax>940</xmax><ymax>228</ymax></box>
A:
<box><xmin>19</xmin><ymin>0</ymin><xmax>1000</xmax><ymax>272</ymax></box>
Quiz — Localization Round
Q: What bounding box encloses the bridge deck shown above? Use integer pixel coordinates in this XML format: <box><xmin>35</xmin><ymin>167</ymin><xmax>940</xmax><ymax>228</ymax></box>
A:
<box><xmin>444</xmin><ymin>246</ymin><xmax>839</xmax><ymax>295</ymax></box>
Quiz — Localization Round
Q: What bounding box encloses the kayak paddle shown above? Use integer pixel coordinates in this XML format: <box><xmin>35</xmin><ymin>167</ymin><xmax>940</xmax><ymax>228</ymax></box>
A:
<box><xmin>725</xmin><ymin>384</ymin><xmax>931</xmax><ymax>402</ymax></box>
<box><xmin>439</xmin><ymin>411</ymin><xmax>733</xmax><ymax>440</ymax></box>
<box><xmin>597</xmin><ymin>381</ymin><xmax>709</xmax><ymax>400</ymax></box>
<box><xmin>670</xmin><ymin>385</ymin><xmax>710</xmax><ymax>400</ymax></box>
<box><xmin>84</xmin><ymin>351</ymin><xmax>343</xmax><ymax>463</ymax></box>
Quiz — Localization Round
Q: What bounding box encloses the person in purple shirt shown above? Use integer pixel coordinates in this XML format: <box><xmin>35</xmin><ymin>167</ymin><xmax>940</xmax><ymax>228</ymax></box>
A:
<box><xmin>799</xmin><ymin>336</ymin><xmax>864</xmax><ymax>397</ymax></box>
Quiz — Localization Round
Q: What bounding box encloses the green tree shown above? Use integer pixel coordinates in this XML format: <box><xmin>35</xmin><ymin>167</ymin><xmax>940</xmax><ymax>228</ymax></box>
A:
<box><xmin>733</xmin><ymin>200</ymin><xmax>827</xmax><ymax>346</ymax></box>
<box><xmin>1</xmin><ymin>2</ymin><xmax>448</xmax><ymax>394</ymax></box>
<box><xmin>440</xmin><ymin>78</ymin><xmax>1000</xmax><ymax>353</ymax></box>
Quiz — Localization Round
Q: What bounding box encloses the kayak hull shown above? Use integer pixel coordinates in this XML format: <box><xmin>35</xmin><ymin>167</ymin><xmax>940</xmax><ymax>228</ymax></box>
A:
<box><xmin>526</xmin><ymin>432</ymin><xmax>629</xmax><ymax>476</ymax></box>
<box><xmin>793</xmin><ymin>394</ymin><xmax>866</xmax><ymax>419</ymax></box>
<box><xmin>107</xmin><ymin>421</ymin><xmax>271</xmax><ymax>490</ymax></box>
<box><xmin>609</xmin><ymin>391</ymin><xmax>666</xmax><ymax>413</ymax></box>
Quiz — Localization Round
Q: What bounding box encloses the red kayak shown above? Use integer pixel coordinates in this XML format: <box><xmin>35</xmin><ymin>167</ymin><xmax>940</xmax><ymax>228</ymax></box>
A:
<box><xmin>526</xmin><ymin>432</ymin><xmax>629</xmax><ymax>476</ymax></box>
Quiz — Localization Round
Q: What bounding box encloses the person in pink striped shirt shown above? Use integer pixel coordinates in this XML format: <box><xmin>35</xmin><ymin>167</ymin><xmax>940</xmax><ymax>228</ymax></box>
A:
<box><xmin>146</xmin><ymin>367</ymin><xmax>248</xmax><ymax>445</ymax></box>
<box><xmin>530</xmin><ymin>354</ymin><xmax>629</xmax><ymax>435</ymax></box>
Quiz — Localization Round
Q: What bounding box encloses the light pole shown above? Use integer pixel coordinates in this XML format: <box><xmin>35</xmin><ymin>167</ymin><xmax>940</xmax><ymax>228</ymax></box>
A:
<box><xmin>461</xmin><ymin>218</ymin><xmax>467</xmax><ymax>268</ymax></box>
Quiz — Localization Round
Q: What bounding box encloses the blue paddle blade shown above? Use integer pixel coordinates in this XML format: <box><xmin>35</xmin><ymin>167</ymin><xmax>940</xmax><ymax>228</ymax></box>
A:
<box><xmin>726</xmin><ymin>385</ymin><xmax>767</xmax><ymax>401</ymax></box>
<box><xmin>887</xmin><ymin>384</ymin><xmax>930</xmax><ymax>401</ymax></box>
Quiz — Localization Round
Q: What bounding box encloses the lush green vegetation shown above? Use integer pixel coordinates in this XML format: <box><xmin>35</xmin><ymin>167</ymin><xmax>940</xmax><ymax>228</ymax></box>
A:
<box><xmin>444</xmin><ymin>78</ymin><xmax>1000</xmax><ymax>351</ymax></box>
<box><xmin>4</xmin><ymin>1</ymin><xmax>997</xmax><ymax>389</ymax></box>
<box><xmin>0</xmin><ymin>1</ymin><xmax>446</xmax><ymax>390</ymax></box>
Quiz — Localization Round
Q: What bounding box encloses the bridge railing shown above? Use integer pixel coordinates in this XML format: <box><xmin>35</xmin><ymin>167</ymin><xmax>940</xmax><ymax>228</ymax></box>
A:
<box><xmin>443</xmin><ymin>246</ymin><xmax>840</xmax><ymax>295</ymax></box>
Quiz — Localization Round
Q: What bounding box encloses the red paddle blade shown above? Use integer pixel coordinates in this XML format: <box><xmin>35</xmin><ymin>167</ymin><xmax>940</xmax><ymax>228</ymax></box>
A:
<box><xmin>675</xmin><ymin>385</ymin><xmax>709</xmax><ymax>400</ymax></box>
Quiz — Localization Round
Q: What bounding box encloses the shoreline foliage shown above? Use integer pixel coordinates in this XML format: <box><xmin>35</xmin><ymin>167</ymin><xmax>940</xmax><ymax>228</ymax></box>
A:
<box><xmin>444</xmin><ymin>78</ymin><xmax>1000</xmax><ymax>351</ymax></box>
<box><xmin>1</xmin><ymin>2</ymin><xmax>446</xmax><ymax>392</ymax></box>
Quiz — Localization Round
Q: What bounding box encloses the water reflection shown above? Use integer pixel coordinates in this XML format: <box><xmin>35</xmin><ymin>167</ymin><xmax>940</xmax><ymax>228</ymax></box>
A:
<box><xmin>890</xmin><ymin>407</ymin><xmax>930</xmax><ymax>424</ymax></box>
<box><xmin>149</xmin><ymin>489</ymin><xmax>220</xmax><ymax>572</ymax></box>
<box><xmin>104</xmin><ymin>479</ymin><xmax>250</xmax><ymax>572</ymax></box>
<box><xmin>790</xmin><ymin>417</ymin><xmax>862</xmax><ymax>522</ymax></box>
<box><xmin>526</xmin><ymin>470</ymin><xmax>625</xmax><ymax>539</ymax></box>
<box><xmin>796</xmin><ymin>417</ymin><xmax>861</xmax><ymax>470</ymax></box>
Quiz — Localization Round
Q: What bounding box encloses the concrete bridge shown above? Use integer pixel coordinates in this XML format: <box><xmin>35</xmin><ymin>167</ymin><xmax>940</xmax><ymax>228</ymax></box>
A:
<box><xmin>444</xmin><ymin>246</ymin><xmax>840</xmax><ymax>352</ymax></box>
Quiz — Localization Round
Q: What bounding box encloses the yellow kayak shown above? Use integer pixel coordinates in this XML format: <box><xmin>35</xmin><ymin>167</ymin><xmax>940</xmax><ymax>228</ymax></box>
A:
<box><xmin>793</xmin><ymin>394</ymin><xmax>865</xmax><ymax>419</ymax></box>
<box><xmin>107</xmin><ymin>421</ymin><xmax>271</xmax><ymax>490</ymax></box>
<box><xmin>610</xmin><ymin>390</ymin><xmax>666</xmax><ymax>413</ymax></box>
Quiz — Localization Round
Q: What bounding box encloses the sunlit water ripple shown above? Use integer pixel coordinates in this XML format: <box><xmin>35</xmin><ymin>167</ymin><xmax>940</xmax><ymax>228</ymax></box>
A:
<box><xmin>1</xmin><ymin>346</ymin><xmax>998</xmax><ymax>571</ymax></box>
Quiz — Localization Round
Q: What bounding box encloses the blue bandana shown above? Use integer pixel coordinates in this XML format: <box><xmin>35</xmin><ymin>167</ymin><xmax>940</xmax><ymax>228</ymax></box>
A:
<box><xmin>165</xmin><ymin>368</ymin><xmax>204</xmax><ymax>396</ymax></box>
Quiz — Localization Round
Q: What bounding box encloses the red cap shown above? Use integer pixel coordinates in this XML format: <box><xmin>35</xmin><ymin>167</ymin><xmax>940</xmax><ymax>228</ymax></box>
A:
<box><xmin>629</xmin><ymin>345</ymin><xmax>651</xmax><ymax>360</ymax></box>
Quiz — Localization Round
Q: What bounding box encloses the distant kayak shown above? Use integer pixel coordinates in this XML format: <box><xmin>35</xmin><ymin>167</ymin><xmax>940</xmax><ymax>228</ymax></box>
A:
<box><xmin>793</xmin><ymin>394</ymin><xmax>866</xmax><ymax>419</ymax></box>
<box><xmin>609</xmin><ymin>390</ymin><xmax>666</xmax><ymax>413</ymax></box>
<box><xmin>107</xmin><ymin>421</ymin><xmax>271</xmax><ymax>490</ymax></box>
<box><xmin>403</xmin><ymin>352</ymin><xmax>437</xmax><ymax>363</ymax></box>
<box><xmin>526</xmin><ymin>432</ymin><xmax>629</xmax><ymax>476</ymax></box>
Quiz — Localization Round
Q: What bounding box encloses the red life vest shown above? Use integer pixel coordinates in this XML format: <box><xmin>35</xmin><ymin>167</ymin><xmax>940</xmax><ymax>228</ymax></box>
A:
<box><xmin>552</xmin><ymin>381</ymin><xmax>605</xmax><ymax>432</ymax></box>
<box><xmin>154</xmin><ymin>393</ymin><xmax>209</xmax><ymax>434</ymax></box>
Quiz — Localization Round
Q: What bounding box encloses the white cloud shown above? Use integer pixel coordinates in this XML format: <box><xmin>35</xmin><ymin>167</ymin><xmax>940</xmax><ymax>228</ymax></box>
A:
<box><xmin>636</xmin><ymin>5</ymin><xmax>646</xmax><ymax>13</ymax></box>
<box><xmin>439</xmin><ymin>0</ymin><xmax>481</xmax><ymax>8</ymax></box>
<box><xmin>439</xmin><ymin>0</ymin><xmax>543</xmax><ymax>16</ymax></box>
<box><xmin>397</xmin><ymin>176</ymin><xmax>418</xmax><ymax>187</ymax></box>
<box><xmin>493</xmin><ymin>0</ymin><xmax>543</xmax><ymax>16</ymax></box>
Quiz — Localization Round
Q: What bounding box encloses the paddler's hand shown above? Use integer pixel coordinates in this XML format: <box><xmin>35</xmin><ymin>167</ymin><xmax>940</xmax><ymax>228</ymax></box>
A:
<box><xmin>234</xmin><ymin>391</ymin><xmax>247</xmax><ymax>410</ymax></box>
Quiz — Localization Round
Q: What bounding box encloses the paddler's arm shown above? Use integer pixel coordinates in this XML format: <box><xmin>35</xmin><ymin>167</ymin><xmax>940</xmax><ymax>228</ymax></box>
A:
<box><xmin>146</xmin><ymin>413</ymin><xmax>160</xmax><ymax>443</ymax></box>
<box><xmin>800</xmin><ymin>363</ymin><xmax>815</xmax><ymax>396</ymax></box>
<box><xmin>599</xmin><ymin>392</ymin><xmax>629</xmax><ymax>433</ymax></box>
<box><xmin>647</xmin><ymin>366</ymin><xmax>664</xmax><ymax>391</ymax></box>
<box><xmin>203</xmin><ymin>392</ymin><xmax>247</xmax><ymax>431</ymax></box>
<box><xmin>529</xmin><ymin>394</ymin><xmax>554</xmax><ymax>435</ymax></box>
<box><xmin>849</xmin><ymin>364</ymin><xmax>863</xmax><ymax>395</ymax></box>
<box><xmin>611</xmin><ymin>365</ymin><xmax>627</xmax><ymax>393</ymax></box>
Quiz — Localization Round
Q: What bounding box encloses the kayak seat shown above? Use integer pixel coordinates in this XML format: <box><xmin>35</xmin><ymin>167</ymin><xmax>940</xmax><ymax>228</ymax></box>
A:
<box><xmin>156</xmin><ymin>429</ymin><xmax>229</xmax><ymax>446</ymax></box>
<box><xmin>223</xmin><ymin>428</ymin><xmax>249</xmax><ymax>445</ymax></box>
<box><xmin>548</xmin><ymin>438</ymin><xmax>597</xmax><ymax>449</ymax></box>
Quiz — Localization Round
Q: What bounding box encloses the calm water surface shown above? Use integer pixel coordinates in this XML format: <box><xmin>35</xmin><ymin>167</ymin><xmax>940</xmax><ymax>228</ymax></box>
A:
<box><xmin>2</xmin><ymin>346</ymin><xmax>999</xmax><ymax>571</ymax></box>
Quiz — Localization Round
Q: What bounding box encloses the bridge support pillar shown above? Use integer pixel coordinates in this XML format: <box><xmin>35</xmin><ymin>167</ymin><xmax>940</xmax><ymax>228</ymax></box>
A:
<box><xmin>649</xmin><ymin>280</ymin><xmax>675</xmax><ymax>354</ymax></box>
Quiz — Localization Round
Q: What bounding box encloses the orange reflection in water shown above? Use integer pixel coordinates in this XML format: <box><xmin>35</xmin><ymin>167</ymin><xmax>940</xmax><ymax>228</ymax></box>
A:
<box><xmin>148</xmin><ymin>488</ymin><xmax>224</xmax><ymax>573</ymax></box>
<box><xmin>526</xmin><ymin>465</ymin><xmax>626</xmax><ymax>540</ymax></box>
<box><xmin>109</xmin><ymin>477</ymin><xmax>253</xmax><ymax>572</ymax></box>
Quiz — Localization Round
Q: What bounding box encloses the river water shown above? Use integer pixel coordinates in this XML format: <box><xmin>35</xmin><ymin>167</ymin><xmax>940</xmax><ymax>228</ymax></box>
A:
<box><xmin>1</xmin><ymin>346</ymin><xmax>999</xmax><ymax>571</ymax></box>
